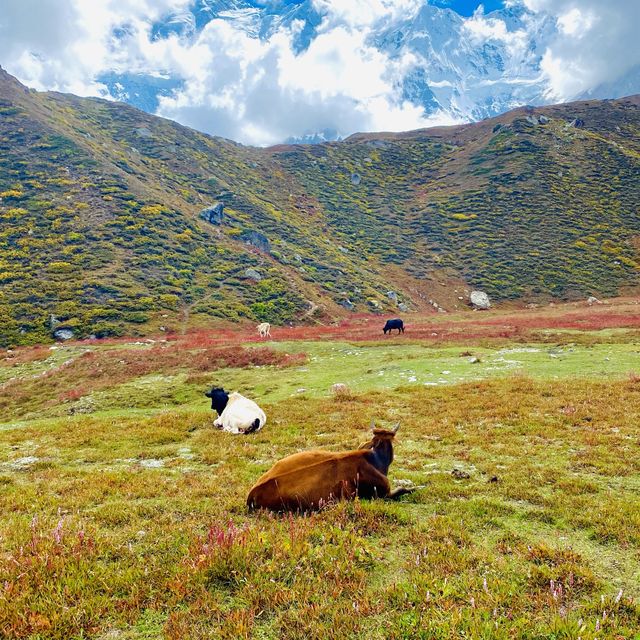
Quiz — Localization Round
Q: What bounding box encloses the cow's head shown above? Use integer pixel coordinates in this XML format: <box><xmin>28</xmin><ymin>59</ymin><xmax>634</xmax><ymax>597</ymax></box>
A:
<box><xmin>359</xmin><ymin>420</ymin><xmax>399</xmax><ymax>474</ymax></box>
<box><xmin>204</xmin><ymin>387</ymin><xmax>229</xmax><ymax>416</ymax></box>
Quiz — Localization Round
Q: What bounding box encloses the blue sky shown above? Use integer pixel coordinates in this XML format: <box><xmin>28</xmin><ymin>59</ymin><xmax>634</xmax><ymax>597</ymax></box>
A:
<box><xmin>432</xmin><ymin>0</ymin><xmax>505</xmax><ymax>16</ymax></box>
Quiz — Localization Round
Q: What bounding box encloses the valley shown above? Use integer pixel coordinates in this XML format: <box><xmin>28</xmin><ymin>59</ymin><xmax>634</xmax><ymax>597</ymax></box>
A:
<box><xmin>1</xmin><ymin>301</ymin><xmax>639</xmax><ymax>638</ymax></box>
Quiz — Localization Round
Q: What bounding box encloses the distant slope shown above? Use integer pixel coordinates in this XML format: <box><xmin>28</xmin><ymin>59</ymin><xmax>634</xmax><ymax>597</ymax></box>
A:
<box><xmin>0</xmin><ymin>67</ymin><xmax>638</xmax><ymax>346</ymax></box>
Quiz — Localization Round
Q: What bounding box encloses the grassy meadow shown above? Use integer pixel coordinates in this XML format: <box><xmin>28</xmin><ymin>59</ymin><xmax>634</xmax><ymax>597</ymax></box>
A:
<box><xmin>1</xmin><ymin>301</ymin><xmax>640</xmax><ymax>639</ymax></box>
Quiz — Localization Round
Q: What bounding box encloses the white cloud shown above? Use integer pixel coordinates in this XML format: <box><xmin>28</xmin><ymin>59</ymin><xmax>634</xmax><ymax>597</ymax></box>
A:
<box><xmin>156</xmin><ymin>17</ymin><xmax>450</xmax><ymax>145</ymax></box>
<box><xmin>462</xmin><ymin>10</ymin><xmax>529</xmax><ymax>56</ymax></box>
<box><xmin>520</xmin><ymin>0</ymin><xmax>640</xmax><ymax>100</ymax></box>
<box><xmin>0</xmin><ymin>0</ymin><xmax>638</xmax><ymax>144</ymax></box>
<box><xmin>0</xmin><ymin>0</ymin><xmax>192</xmax><ymax>92</ymax></box>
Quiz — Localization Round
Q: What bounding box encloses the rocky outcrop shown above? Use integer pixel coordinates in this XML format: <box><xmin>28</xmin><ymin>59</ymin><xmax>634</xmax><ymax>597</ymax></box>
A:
<box><xmin>135</xmin><ymin>127</ymin><xmax>153</xmax><ymax>138</ymax></box>
<box><xmin>339</xmin><ymin>298</ymin><xmax>354</xmax><ymax>310</ymax></box>
<box><xmin>199</xmin><ymin>203</ymin><xmax>224</xmax><ymax>225</ymax></box>
<box><xmin>240</xmin><ymin>230</ymin><xmax>270</xmax><ymax>253</ymax></box>
<box><xmin>53</xmin><ymin>328</ymin><xmax>74</xmax><ymax>341</ymax></box>
<box><xmin>245</xmin><ymin>268</ymin><xmax>262</xmax><ymax>281</ymax></box>
<box><xmin>470</xmin><ymin>290</ymin><xmax>491</xmax><ymax>310</ymax></box>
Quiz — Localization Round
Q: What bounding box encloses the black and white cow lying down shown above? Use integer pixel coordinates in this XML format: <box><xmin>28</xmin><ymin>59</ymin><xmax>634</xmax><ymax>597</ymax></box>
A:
<box><xmin>205</xmin><ymin>387</ymin><xmax>267</xmax><ymax>435</ymax></box>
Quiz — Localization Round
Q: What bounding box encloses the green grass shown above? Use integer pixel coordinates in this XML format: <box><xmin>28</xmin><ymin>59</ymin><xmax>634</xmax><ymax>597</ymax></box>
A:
<box><xmin>219</xmin><ymin>339</ymin><xmax>640</xmax><ymax>403</ymax></box>
<box><xmin>1</xmin><ymin>327</ymin><xmax>639</xmax><ymax>639</ymax></box>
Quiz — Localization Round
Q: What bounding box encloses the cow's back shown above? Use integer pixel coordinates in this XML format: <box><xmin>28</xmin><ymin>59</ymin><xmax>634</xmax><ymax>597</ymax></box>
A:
<box><xmin>220</xmin><ymin>393</ymin><xmax>266</xmax><ymax>432</ymax></box>
<box><xmin>247</xmin><ymin>451</ymin><xmax>368</xmax><ymax>511</ymax></box>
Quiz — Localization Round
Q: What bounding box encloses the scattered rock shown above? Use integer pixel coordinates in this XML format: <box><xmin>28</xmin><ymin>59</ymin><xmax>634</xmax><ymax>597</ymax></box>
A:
<box><xmin>53</xmin><ymin>328</ymin><xmax>74</xmax><ymax>341</ymax></box>
<box><xmin>135</xmin><ymin>127</ymin><xmax>153</xmax><ymax>138</ymax></box>
<box><xmin>489</xmin><ymin>475</ymin><xmax>499</xmax><ymax>483</ymax></box>
<box><xmin>470</xmin><ymin>290</ymin><xmax>491</xmax><ymax>310</ymax></box>
<box><xmin>469</xmin><ymin>356</ymin><xmax>481</xmax><ymax>364</ymax></box>
<box><xmin>330</xmin><ymin>383</ymin><xmax>351</xmax><ymax>396</ymax></box>
<box><xmin>451</xmin><ymin>469</ymin><xmax>471</xmax><ymax>480</ymax></box>
<box><xmin>587</xmin><ymin>296</ymin><xmax>602</xmax><ymax>305</ymax></box>
<box><xmin>68</xmin><ymin>397</ymin><xmax>95</xmax><ymax>415</ymax></box>
<box><xmin>366</xmin><ymin>139</ymin><xmax>388</xmax><ymax>149</ymax></box>
<box><xmin>538</xmin><ymin>115</ymin><xmax>549</xmax><ymax>124</ymax></box>
<box><xmin>398</xmin><ymin>302</ymin><xmax>409</xmax><ymax>313</ymax></box>
<box><xmin>245</xmin><ymin>268</ymin><xmax>262</xmax><ymax>281</ymax></box>
<box><xmin>339</xmin><ymin>299</ymin><xmax>354</xmax><ymax>310</ymax></box>
<box><xmin>387</xmin><ymin>291</ymin><xmax>398</xmax><ymax>302</ymax></box>
<box><xmin>139</xmin><ymin>459</ymin><xmax>164</xmax><ymax>469</ymax></box>
<box><xmin>350</xmin><ymin>173</ymin><xmax>361</xmax><ymax>186</ymax></box>
<box><xmin>567</xmin><ymin>118</ymin><xmax>585</xmax><ymax>128</ymax></box>
<box><xmin>10</xmin><ymin>456</ymin><xmax>39</xmax><ymax>469</ymax></box>
<box><xmin>199</xmin><ymin>202</ymin><xmax>224</xmax><ymax>225</ymax></box>
<box><xmin>526</xmin><ymin>115</ymin><xmax>539</xmax><ymax>125</ymax></box>
<box><xmin>240</xmin><ymin>230</ymin><xmax>270</xmax><ymax>253</ymax></box>
<box><xmin>49</xmin><ymin>314</ymin><xmax>61</xmax><ymax>329</ymax></box>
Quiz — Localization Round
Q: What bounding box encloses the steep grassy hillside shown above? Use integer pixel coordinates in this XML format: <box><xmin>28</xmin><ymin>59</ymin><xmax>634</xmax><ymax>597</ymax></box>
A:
<box><xmin>1</xmin><ymin>66</ymin><xmax>639</xmax><ymax>346</ymax></box>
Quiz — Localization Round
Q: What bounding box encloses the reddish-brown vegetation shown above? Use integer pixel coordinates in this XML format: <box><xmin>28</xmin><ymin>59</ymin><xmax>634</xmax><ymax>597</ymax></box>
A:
<box><xmin>0</xmin><ymin>342</ymin><xmax>306</xmax><ymax>418</ymax></box>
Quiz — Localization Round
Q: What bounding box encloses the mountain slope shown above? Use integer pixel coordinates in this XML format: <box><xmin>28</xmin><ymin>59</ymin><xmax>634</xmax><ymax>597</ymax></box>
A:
<box><xmin>0</xmin><ymin>67</ymin><xmax>639</xmax><ymax>346</ymax></box>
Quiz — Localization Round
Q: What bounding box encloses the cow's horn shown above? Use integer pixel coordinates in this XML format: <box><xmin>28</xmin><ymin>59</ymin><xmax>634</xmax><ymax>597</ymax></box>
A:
<box><xmin>370</xmin><ymin>418</ymin><xmax>375</xmax><ymax>431</ymax></box>
<box><xmin>392</xmin><ymin>423</ymin><xmax>400</xmax><ymax>434</ymax></box>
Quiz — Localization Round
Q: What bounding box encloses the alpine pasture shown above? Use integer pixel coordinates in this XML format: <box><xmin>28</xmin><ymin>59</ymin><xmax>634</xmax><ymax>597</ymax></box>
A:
<box><xmin>1</xmin><ymin>300</ymin><xmax>640</xmax><ymax>639</ymax></box>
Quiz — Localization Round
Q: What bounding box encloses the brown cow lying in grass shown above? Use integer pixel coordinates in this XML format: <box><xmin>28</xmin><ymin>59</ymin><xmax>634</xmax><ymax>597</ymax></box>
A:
<box><xmin>247</xmin><ymin>422</ymin><xmax>415</xmax><ymax>512</ymax></box>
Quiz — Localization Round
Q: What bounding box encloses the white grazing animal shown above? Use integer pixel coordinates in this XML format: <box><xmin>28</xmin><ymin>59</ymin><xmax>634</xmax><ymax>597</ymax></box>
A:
<box><xmin>257</xmin><ymin>322</ymin><xmax>271</xmax><ymax>338</ymax></box>
<box><xmin>213</xmin><ymin>392</ymin><xmax>267</xmax><ymax>435</ymax></box>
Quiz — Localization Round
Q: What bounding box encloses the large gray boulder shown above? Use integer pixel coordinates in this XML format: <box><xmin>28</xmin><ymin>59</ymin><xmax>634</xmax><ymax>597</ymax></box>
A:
<box><xmin>339</xmin><ymin>298</ymin><xmax>354</xmax><ymax>310</ymax></box>
<box><xmin>245</xmin><ymin>268</ymin><xmax>262</xmax><ymax>281</ymax></box>
<box><xmin>199</xmin><ymin>203</ymin><xmax>224</xmax><ymax>225</ymax></box>
<box><xmin>470</xmin><ymin>290</ymin><xmax>491</xmax><ymax>310</ymax></box>
<box><xmin>53</xmin><ymin>328</ymin><xmax>74</xmax><ymax>341</ymax></box>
